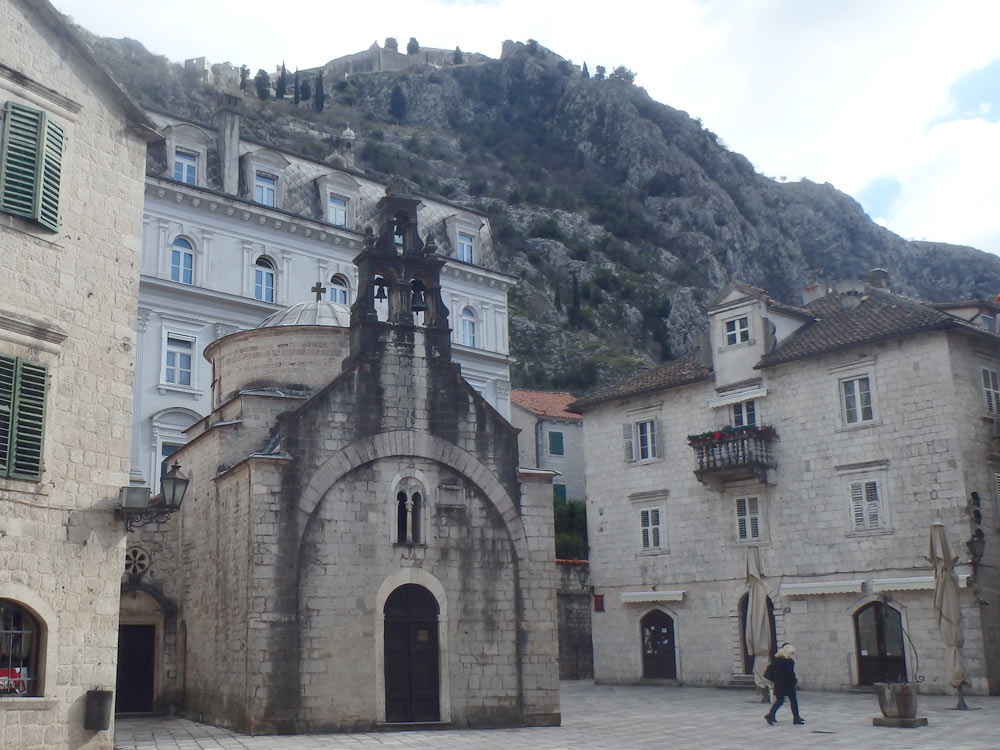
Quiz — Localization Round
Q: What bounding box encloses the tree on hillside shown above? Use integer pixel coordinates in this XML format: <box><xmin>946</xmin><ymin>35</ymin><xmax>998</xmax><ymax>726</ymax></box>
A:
<box><xmin>582</xmin><ymin>61</ymin><xmax>589</xmax><ymax>79</ymax></box>
<box><xmin>594</xmin><ymin>65</ymin><xmax>606</xmax><ymax>80</ymax></box>
<box><xmin>609</xmin><ymin>65</ymin><xmax>635</xmax><ymax>84</ymax></box>
<box><xmin>276</xmin><ymin>63</ymin><xmax>287</xmax><ymax>97</ymax></box>
<box><xmin>389</xmin><ymin>84</ymin><xmax>407</xmax><ymax>122</ymax></box>
<box><xmin>407</xmin><ymin>37</ymin><xmax>420</xmax><ymax>55</ymax></box>
<box><xmin>293</xmin><ymin>68</ymin><xmax>300</xmax><ymax>105</ymax></box>
<box><xmin>453</xmin><ymin>46</ymin><xmax>464</xmax><ymax>64</ymax></box>
<box><xmin>384</xmin><ymin>36</ymin><xmax>398</xmax><ymax>53</ymax></box>
<box><xmin>254</xmin><ymin>68</ymin><xmax>270</xmax><ymax>99</ymax></box>
<box><xmin>239</xmin><ymin>65</ymin><xmax>249</xmax><ymax>92</ymax></box>
<box><xmin>314</xmin><ymin>70</ymin><xmax>325</xmax><ymax>112</ymax></box>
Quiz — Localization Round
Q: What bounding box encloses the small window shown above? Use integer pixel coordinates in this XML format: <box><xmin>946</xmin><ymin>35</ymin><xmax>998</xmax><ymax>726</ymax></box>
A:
<box><xmin>0</xmin><ymin>354</ymin><xmax>49</xmax><ymax>481</ymax></box>
<box><xmin>458</xmin><ymin>232</ymin><xmax>474</xmax><ymax>263</ymax></box>
<box><xmin>553</xmin><ymin>483</ymin><xmax>567</xmax><ymax>502</ymax></box>
<box><xmin>850</xmin><ymin>479</ymin><xmax>883</xmax><ymax>531</ymax></box>
<box><xmin>841</xmin><ymin>375</ymin><xmax>874</xmax><ymax>424</ymax></box>
<box><xmin>624</xmin><ymin>418</ymin><xmax>658</xmax><ymax>462</ymax></box>
<box><xmin>254</xmin><ymin>172</ymin><xmax>277</xmax><ymax>207</ymax></box>
<box><xmin>736</xmin><ymin>496</ymin><xmax>762</xmax><ymax>541</ymax></box>
<box><xmin>0</xmin><ymin>102</ymin><xmax>64</xmax><ymax>231</ymax></box>
<box><xmin>982</xmin><ymin>367</ymin><xmax>1000</xmax><ymax>416</ymax></box>
<box><xmin>0</xmin><ymin>599</ymin><xmax>41</xmax><ymax>696</ymax></box>
<box><xmin>328</xmin><ymin>195</ymin><xmax>348</xmax><ymax>227</ymax></box>
<box><xmin>639</xmin><ymin>507</ymin><xmax>662</xmax><ymax>549</ymax></box>
<box><xmin>254</xmin><ymin>256</ymin><xmax>276</xmax><ymax>302</ymax></box>
<box><xmin>732</xmin><ymin>400</ymin><xmax>756</xmax><ymax>427</ymax></box>
<box><xmin>164</xmin><ymin>336</ymin><xmax>193</xmax><ymax>386</ymax></box>
<box><xmin>725</xmin><ymin>316</ymin><xmax>750</xmax><ymax>346</ymax></box>
<box><xmin>329</xmin><ymin>275</ymin><xmax>349</xmax><ymax>305</ymax></box>
<box><xmin>170</xmin><ymin>238</ymin><xmax>194</xmax><ymax>285</ymax></box>
<box><xmin>461</xmin><ymin>307</ymin><xmax>476</xmax><ymax>347</ymax></box>
<box><xmin>173</xmin><ymin>150</ymin><xmax>197</xmax><ymax>185</ymax></box>
<box><xmin>548</xmin><ymin>430</ymin><xmax>565</xmax><ymax>456</ymax></box>
<box><xmin>396</xmin><ymin>489</ymin><xmax>422</xmax><ymax>544</ymax></box>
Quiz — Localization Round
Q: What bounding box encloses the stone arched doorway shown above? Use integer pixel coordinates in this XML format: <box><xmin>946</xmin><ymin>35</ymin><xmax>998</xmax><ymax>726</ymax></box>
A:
<box><xmin>640</xmin><ymin>609</ymin><xmax>676</xmax><ymax>679</ymax></box>
<box><xmin>854</xmin><ymin>600</ymin><xmax>907</xmax><ymax>684</ymax></box>
<box><xmin>384</xmin><ymin>584</ymin><xmax>440</xmax><ymax>722</ymax></box>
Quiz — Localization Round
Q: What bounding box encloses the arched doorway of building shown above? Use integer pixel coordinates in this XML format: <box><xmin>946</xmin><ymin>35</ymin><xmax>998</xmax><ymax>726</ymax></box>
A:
<box><xmin>640</xmin><ymin>609</ymin><xmax>676</xmax><ymax>679</ymax></box>
<box><xmin>854</xmin><ymin>600</ymin><xmax>907</xmax><ymax>684</ymax></box>
<box><xmin>384</xmin><ymin>584</ymin><xmax>440</xmax><ymax>722</ymax></box>
<box><xmin>738</xmin><ymin>593</ymin><xmax>777</xmax><ymax>675</ymax></box>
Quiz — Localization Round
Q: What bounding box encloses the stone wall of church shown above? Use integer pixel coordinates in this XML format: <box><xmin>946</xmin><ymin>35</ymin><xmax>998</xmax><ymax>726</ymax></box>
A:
<box><xmin>556</xmin><ymin>561</ymin><xmax>594</xmax><ymax>680</ymax></box>
<box><xmin>0</xmin><ymin>1</ymin><xmax>148</xmax><ymax>747</ymax></box>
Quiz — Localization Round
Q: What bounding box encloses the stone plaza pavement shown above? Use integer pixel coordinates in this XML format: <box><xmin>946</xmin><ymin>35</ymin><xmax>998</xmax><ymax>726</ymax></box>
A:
<box><xmin>115</xmin><ymin>681</ymin><xmax>998</xmax><ymax>750</ymax></box>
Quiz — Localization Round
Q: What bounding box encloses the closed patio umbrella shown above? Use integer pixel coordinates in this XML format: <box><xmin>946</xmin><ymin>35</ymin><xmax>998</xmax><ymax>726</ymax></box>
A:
<box><xmin>928</xmin><ymin>522</ymin><xmax>969</xmax><ymax>708</ymax></box>
<box><xmin>745</xmin><ymin>546</ymin><xmax>772</xmax><ymax>700</ymax></box>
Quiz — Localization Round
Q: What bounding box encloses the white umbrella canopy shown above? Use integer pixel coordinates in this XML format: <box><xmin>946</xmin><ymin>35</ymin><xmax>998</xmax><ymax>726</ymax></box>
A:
<box><xmin>744</xmin><ymin>546</ymin><xmax>772</xmax><ymax>691</ymax></box>
<box><xmin>928</xmin><ymin>523</ymin><xmax>968</xmax><ymax>689</ymax></box>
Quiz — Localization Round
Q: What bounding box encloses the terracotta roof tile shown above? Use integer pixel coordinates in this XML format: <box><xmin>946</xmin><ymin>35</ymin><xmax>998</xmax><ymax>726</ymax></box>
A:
<box><xmin>510</xmin><ymin>390</ymin><xmax>582</xmax><ymax>420</ymax></box>
<box><xmin>569</xmin><ymin>355</ymin><xmax>712</xmax><ymax>412</ymax></box>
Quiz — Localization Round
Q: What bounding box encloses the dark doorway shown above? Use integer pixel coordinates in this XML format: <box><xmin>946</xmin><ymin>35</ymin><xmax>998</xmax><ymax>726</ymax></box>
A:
<box><xmin>640</xmin><ymin>609</ymin><xmax>676</xmax><ymax>679</ymax></box>
<box><xmin>739</xmin><ymin>593</ymin><xmax>777</xmax><ymax>675</ymax></box>
<box><xmin>116</xmin><ymin>624</ymin><xmax>155</xmax><ymax>713</ymax></box>
<box><xmin>384</xmin><ymin>584</ymin><xmax>440</xmax><ymax>722</ymax></box>
<box><xmin>855</xmin><ymin>601</ymin><xmax>907</xmax><ymax>685</ymax></box>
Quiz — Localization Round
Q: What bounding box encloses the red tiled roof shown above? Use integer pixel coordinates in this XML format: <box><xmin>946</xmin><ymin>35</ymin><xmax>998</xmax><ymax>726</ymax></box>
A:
<box><xmin>510</xmin><ymin>390</ymin><xmax>582</xmax><ymax>420</ymax></box>
<box><xmin>568</xmin><ymin>354</ymin><xmax>712</xmax><ymax>412</ymax></box>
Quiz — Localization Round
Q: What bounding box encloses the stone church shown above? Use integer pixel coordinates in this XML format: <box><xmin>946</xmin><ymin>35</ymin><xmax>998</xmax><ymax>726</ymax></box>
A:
<box><xmin>124</xmin><ymin>181</ymin><xmax>560</xmax><ymax>733</ymax></box>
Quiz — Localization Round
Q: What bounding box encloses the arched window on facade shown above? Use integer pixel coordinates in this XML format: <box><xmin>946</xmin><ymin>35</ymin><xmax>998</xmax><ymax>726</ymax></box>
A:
<box><xmin>395</xmin><ymin>489</ymin><xmax>423</xmax><ymax>545</ymax></box>
<box><xmin>254</xmin><ymin>256</ymin><xmax>276</xmax><ymax>302</ymax></box>
<box><xmin>461</xmin><ymin>307</ymin><xmax>476</xmax><ymax>347</ymax></box>
<box><xmin>0</xmin><ymin>599</ymin><xmax>42</xmax><ymax>697</ymax></box>
<box><xmin>170</xmin><ymin>237</ymin><xmax>194</xmax><ymax>285</ymax></box>
<box><xmin>329</xmin><ymin>274</ymin><xmax>350</xmax><ymax>305</ymax></box>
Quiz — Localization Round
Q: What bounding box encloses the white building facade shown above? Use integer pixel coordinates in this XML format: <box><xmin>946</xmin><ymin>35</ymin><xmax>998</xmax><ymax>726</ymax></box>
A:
<box><xmin>573</xmin><ymin>279</ymin><xmax>1000</xmax><ymax>695</ymax></box>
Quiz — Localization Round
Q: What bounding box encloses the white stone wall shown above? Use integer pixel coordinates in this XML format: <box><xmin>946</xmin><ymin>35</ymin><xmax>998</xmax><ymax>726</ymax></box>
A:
<box><xmin>0</xmin><ymin>1</ymin><xmax>147</xmax><ymax>746</ymax></box>
<box><xmin>584</xmin><ymin>325</ymin><xmax>1000</xmax><ymax>693</ymax></box>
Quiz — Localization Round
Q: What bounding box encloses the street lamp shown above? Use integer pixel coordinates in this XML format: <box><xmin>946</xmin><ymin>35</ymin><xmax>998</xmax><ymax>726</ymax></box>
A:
<box><xmin>118</xmin><ymin>461</ymin><xmax>190</xmax><ymax>531</ymax></box>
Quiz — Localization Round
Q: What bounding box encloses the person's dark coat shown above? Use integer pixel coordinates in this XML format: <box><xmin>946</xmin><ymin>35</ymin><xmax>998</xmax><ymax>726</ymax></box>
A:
<box><xmin>768</xmin><ymin>655</ymin><xmax>798</xmax><ymax>697</ymax></box>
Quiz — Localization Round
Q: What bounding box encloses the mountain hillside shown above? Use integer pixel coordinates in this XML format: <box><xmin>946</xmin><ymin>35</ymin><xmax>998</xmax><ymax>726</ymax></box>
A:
<box><xmin>83</xmin><ymin>32</ymin><xmax>1000</xmax><ymax>392</ymax></box>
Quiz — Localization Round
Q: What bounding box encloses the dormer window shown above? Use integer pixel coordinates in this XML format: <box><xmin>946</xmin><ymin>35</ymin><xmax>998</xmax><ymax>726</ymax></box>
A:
<box><xmin>725</xmin><ymin>316</ymin><xmax>750</xmax><ymax>346</ymax></box>
<box><xmin>458</xmin><ymin>232</ymin><xmax>474</xmax><ymax>263</ymax></box>
<box><xmin>255</xmin><ymin>173</ymin><xmax>277</xmax><ymax>207</ymax></box>
<box><xmin>328</xmin><ymin>195</ymin><xmax>348</xmax><ymax>227</ymax></box>
<box><xmin>173</xmin><ymin>150</ymin><xmax>197</xmax><ymax>185</ymax></box>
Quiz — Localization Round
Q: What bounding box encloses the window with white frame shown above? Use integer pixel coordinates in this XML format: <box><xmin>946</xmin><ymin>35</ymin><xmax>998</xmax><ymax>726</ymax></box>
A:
<box><xmin>639</xmin><ymin>507</ymin><xmax>663</xmax><ymax>550</ymax></box>
<box><xmin>548</xmin><ymin>430</ymin><xmax>564</xmax><ymax>456</ymax></box>
<box><xmin>458</xmin><ymin>232</ymin><xmax>474</xmax><ymax>263</ymax></box>
<box><xmin>170</xmin><ymin>237</ymin><xmax>194</xmax><ymax>285</ymax></box>
<box><xmin>849</xmin><ymin>478</ymin><xmax>884</xmax><ymax>531</ymax></box>
<box><xmin>725</xmin><ymin>316</ymin><xmax>750</xmax><ymax>346</ymax></box>
<box><xmin>254</xmin><ymin>172</ymin><xmax>277</xmax><ymax>207</ymax></box>
<box><xmin>735</xmin><ymin>496</ymin><xmax>762</xmax><ymax>541</ymax></box>
<box><xmin>254</xmin><ymin>256</ymin><xmax>276</xmax><ymax>302</ymax></box>
<box><xmin>329</xmin><ymin>274</ymin><xmax>349</xmax><ymax>305</ymax></box>
<box><xmin>841</xmin><ymin>375</ymin><xmax>874</xmax><ymax>425</ymax></box>
<box><xmin>732</xmin><ymin>399</ymin><xmax>756</xmax><ymax>427</ymax></box>
<box><xmin>461</xmin><ymin>307</ymin><xmax>476</xmax><ymax>347</ymax></box>
<box><xmin>624</xmin><ymin>418</ymin><xmax>658</xmax><ymax>462</ymax></box>
<box><xmin>164</xmin><ymin>335</ymin><xmax>193</xmax><ymax>386</ymax></box>
<box><xmin>328</xmin><ymin>195</ymin><xmax>348</xmax><ymax>227</ymax></box>
<box><xmin>173</xmin><ymin>149</ymin><xmax>197</xmax><ymax>185</ymax></box>
<box><xmin>982</xmin><ymin>367</ymin><xmax>1000</xmax><ymax>415</ymax></box>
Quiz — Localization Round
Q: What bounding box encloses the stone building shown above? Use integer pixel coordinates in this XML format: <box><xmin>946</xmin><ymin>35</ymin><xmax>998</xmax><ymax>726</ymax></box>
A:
<box><xmin>124</xmin><ymin>183</ymin><xmax>560</xmax><ymax>733</ymax></box>
<box><xmin>0</xmin><ymin>0</ymin><xmax>154</xmax><ymax>747</ymax></box>
<box><xmin>572</xmin><ymin>277</ymin><xmax>1000</xmax><ymax>695</ymax></box>
<box><xmin>510</xmin><ymin>390</ymin><xmax>586</xmax><ymax>503</ymax></box>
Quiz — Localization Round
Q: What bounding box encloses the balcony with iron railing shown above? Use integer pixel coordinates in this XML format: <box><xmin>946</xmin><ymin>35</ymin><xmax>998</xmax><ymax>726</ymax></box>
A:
<box><xmin>688</xmin><ymin>425</ymin><xmax>777</xmax><ymax>490</ymax></box>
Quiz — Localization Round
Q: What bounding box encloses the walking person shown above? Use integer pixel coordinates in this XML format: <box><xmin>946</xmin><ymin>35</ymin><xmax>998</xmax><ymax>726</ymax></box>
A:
<box><xmin>764</xmin><ymin>643</ymin><xmax>804</xmax><ymax>725</ymax></box>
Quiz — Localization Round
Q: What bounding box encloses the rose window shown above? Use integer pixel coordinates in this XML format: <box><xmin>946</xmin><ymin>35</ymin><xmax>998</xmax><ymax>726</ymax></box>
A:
<box><xmin>124</xmin><ymin>547</ymin><xmax>150</xmax><ymax>576</ymax></box>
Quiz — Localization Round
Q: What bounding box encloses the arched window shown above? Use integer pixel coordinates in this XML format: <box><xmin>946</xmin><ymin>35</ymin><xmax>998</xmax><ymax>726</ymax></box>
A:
<box><xmin>170</xmin><ymin>238</ymin><xmax>194</xmax><ymax>285</ymax></box>
<box><xmin>396</xmin><ymin>490</ymin><xmax>422</xmax><ymax>545</ymax></box>
<box><xmin>329</xmin><ymin>274</ymin><xmax>350</xmax><ymax>305</ymax></box>
<box><xmin>0</xmin><ymin>599</ymin><xmax>42</xmax><ymax>696</ymax></box>
<box><xmin>254</xmin><ymin>256</ymin><xmax>276</xmax><ymax>302</ymax></box>
<box><xmin>461</xmin><ymin>307</ymin><xmax>476</xmax><ymax>347</ymax></box>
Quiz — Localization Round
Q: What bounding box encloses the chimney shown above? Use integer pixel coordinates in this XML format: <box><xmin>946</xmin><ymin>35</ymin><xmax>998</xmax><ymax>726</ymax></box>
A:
<box><xmin>801</xmin><ymin>268</ymin><xmax>829</xmax><ymax>305</ymax></box>
<box><xmin>866</xmin><ymin>268</ymin><xmax>889</xmax><ymax>290</ymax></box>
<box><xmin>215</xmin><ymin>94</ymin><xmax>240</xmax><ymax>195</ymax></box>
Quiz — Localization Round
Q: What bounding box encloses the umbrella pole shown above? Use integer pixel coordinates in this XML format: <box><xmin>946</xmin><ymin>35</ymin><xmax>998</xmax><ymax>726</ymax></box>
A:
<box><xmin>955</xmin><ymin>683</ymin><xmax>969</xmax><ymax>710</ymax></box>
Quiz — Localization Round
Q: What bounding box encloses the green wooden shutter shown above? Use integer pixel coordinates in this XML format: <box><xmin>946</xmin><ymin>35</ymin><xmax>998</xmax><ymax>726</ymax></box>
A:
<box><xmin>9</xmin><ymin>359</ymin><xmax>48</xmax><ymax>480</ymax></box>
<box><xmin>0</xmin><ymin>354</ymin><xmax>15</xmax><ymax>475</ymax></box>
<box><xmin>0</xmin><ymin>102</ymin><xmax>63</xmax><ymax>231</ymax></box>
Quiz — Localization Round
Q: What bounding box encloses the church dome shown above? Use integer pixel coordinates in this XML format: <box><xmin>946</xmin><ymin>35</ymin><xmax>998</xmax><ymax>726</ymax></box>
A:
<box><xmin>257</xmin><ymin>300</ymin><xmax>351</xmax><ymax>329</ymax></box>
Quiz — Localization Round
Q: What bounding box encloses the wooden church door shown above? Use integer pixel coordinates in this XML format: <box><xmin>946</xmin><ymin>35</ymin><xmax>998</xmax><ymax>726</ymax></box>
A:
<box><xmin>384</xmin><ymin>584</ymin><xmax>440</xmax><ymax>722</ymax></box>
<box><xmin>640</xmin><ymin>609</ymin><xmax>677</xmax><ymax>679</ymax></box>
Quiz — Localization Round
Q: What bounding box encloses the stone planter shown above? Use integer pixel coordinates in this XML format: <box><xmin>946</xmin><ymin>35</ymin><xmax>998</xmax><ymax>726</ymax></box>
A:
<box><xmin>873</xmin><ymin>682</ymin><xmax>928</xmax><ymax>728</ymax></box>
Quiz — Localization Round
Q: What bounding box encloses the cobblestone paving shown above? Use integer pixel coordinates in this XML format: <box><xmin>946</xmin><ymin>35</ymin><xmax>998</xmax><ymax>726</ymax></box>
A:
<box><xmin>115</xmin><ymin>681</ymin><xmax>999</xmax><ymax>750</ymax></box>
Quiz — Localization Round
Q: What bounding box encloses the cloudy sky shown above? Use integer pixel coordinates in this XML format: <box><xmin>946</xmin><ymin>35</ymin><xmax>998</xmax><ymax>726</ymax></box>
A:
<box><xmin>53</xmin><ymin>0</ymin><xmax>1000</xmax><ymax>255</ymax></box>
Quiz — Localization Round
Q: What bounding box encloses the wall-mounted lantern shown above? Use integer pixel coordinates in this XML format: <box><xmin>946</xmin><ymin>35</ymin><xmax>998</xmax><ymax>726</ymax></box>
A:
<box><xmin>117</xmin><ymin>461</ymin><xmax>189</xmax><ymax>531</ymax></box>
